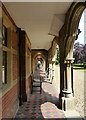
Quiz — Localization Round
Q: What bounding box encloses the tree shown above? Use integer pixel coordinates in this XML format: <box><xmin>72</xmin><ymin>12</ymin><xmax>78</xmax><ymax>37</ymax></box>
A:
<box><xmin>73</xmin><ymin>42</ymin><xmax>86</xmax><ymax>64</ymax></box>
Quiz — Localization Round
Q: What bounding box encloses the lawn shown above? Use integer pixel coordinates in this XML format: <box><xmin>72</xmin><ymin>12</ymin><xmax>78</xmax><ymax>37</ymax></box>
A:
<box><xmin>72</xmin><ymin>64</ymin><xmax>86</xmax><ymax>70</ymax></box>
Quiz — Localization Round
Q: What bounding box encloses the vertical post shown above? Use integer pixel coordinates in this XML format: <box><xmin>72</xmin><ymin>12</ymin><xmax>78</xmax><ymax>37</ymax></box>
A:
<box><xmin>18</xmin><ymin>29</ymin><xmax>27</xmax><ymax>106</ymax></box>
<box><xmin>0</xmin><ymin>4</ymin><xmax>2</xmax><ymax>119</ymax></box>
<box><xmin>61</xmin><ymin>58</ymin><xmax>75</xmax><ymax>111</ymax></box>
<box><xmin>52</xmin><ymin>62</ymin><xmax>55</xmax><ymax>83</ymax></box>
<box><xmin>62</xmin><ymin>58</ymin><xmax>74</xmax><ymax>97</ymax></box>
<box><xmin>49</xmin><ymin>63</ymin><xmax>52</xmax><ymax>83</ymax></box>
<box><xmin>18</xmin><ymin>28</ymin><xmax>22</xmax><ymax>106</ymax></box>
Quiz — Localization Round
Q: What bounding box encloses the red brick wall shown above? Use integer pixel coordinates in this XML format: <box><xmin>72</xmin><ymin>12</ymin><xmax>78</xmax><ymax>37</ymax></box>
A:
<box><xmin>2</xmin><ymin>83</ymin><xmax>19</xmax><ymax>118</ymax></box>
<box><xmin>2</xmin><ymin>44</ymin><xmax>19</xmax><ymax>118</ymax></box>
<box><xmin>12</xmin><ymin>31</ymin><xmax>18</xmax><ymax>50</ymax></box>
<box><xmin>13</xmin><ymin>54</ymin><xmax>19</xmax><ymax>81</ymax></box>
<box><xmin>2</xmin><ymin>5</ymin><xmax>32</xmax><ymax>119</ymax></box>
<box><xmin>0</xmin><ymin>97</ymin><xmax>2</xmax><ymax>119</ymax></box>
<box><xmin>2</xmin><ymin>5</ymin><xmax>20</xmax><ymax>119</ymax></box>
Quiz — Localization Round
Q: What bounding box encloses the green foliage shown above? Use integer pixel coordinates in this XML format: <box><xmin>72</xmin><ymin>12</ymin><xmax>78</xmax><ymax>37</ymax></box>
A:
<box><xmin>2</xmin><ymin>66</ymin><xmax>4</xmax><ymax>70</ymax></box>
<box><xmin>55</xmin><ymin>48</ymin><xmax>60</xmax><ymax>65</ymax></box>
<box><xmin>56</xmin><ymin>60</ymin><xmax>59</xmax><ymax>65</ymax></box>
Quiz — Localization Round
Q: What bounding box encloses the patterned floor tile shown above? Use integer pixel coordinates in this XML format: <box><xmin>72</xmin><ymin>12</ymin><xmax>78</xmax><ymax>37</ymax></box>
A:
<box><xmin>15</xmin><ymin>69</ymin><xmax>66</xmax><ymax>119</ymax></box>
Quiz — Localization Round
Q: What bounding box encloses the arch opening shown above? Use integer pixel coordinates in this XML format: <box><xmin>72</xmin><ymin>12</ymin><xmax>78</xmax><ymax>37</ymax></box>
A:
<box><xmin>72</xmin><ymin>9</ymin><xmax>86</xmax><ymax>117</ymax></box>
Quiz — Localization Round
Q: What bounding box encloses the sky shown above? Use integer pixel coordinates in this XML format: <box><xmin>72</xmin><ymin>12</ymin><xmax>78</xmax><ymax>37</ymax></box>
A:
<box><xmin>75</xmin><ymin>9</ymin><xmax>86</xmax><ymax>44</ymax></box>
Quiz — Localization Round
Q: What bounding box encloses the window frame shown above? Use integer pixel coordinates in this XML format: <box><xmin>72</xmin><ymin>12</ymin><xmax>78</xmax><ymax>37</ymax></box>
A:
<box><xmin>2</xmin><ymin>25</ymin><xmax>7</xmax><ymax>46</ymax></box>
<box><xmin>2</xmin><ymin>25</ymin><xmax>8</xmax><ymax>85</ymax></box>
<box><xmin>2</xmin><ymin>51</ymin><xmax>7</xmax><ymax>84</ymax></box>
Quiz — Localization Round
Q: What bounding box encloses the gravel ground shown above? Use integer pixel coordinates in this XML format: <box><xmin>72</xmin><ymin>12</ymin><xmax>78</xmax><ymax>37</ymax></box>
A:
<box><xmin>73</xmin><ymin>69</ymin><xmax>86</xmax><ymax>118</ymax></box>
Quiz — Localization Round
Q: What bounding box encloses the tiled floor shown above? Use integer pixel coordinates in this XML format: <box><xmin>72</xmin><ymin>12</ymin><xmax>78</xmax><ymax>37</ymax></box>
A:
<box><xmin>15</xmin><ymin>69</ymin><xmax>66</xmax><ymax>120</ymax></box>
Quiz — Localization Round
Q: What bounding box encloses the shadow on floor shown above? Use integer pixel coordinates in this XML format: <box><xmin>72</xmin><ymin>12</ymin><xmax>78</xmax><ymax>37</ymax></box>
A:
<box><xmin>14</xmin><ymin>79</ymin><xmax>66</xmax><ymax>120</ymax></box>
<box><xmin>2</xmin><ymin>69</ymin><xmax>85</xmax><ymax>120</ymax></box>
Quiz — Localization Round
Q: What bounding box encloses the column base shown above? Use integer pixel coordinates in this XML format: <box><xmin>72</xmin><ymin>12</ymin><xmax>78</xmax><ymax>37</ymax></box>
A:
<box><xmin>62</xmin><ymin>90</ymin><xmax>73</xmax><ymax>98</ymax></box>
<box><xmin>61</xmin><ymin>97</ymin><xmax>74</xmax><ymax>111</ymax></box>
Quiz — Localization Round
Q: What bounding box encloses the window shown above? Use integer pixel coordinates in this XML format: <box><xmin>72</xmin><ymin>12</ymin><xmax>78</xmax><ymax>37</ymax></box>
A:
<box><xmin>2</xmin><ymin>25</ymin><xmax>8</xmax><ymax>84</ymax></box>
<box><xmin>2</xmin><ymin>25</ymin><xmax>7</xmax><ymax>46</ymax></box>
<box><xmin>2</xmin><ymin>51</ymin><xmax>7</xmax><ymax>84</ymax></box>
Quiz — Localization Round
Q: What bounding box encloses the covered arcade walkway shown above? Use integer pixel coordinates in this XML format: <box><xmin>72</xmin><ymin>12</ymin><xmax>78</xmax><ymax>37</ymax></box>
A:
<box><xmin>0</xmin><ymin>1</ymin><xmax>86</xmax><ymax>119</ymax></box>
